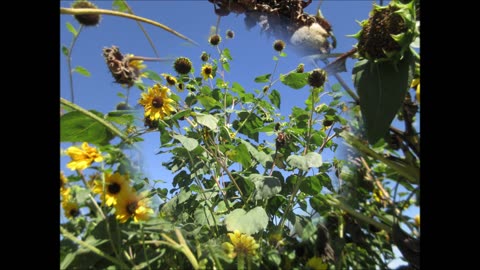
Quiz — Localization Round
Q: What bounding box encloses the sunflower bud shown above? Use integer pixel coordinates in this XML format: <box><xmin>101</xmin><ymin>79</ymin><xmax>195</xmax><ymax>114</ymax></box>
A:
<box><xmin>308</xmin><ymin>68</ymin><xmax>327</xmax><ymax>88</ymax></box>
<box><xmin>209</xmin><ymin>34</ymin><xmax>221</xmax><ymax>46</ymax></box>
<box><xmin>200</xmin><ymin>52</ymin><xmax>209</xmax><ymax>62</ymax></box>
<box><xmin>71</xmin><ymin>0</ymin><xmax>101</xmax><ymax>27</ymax></box>
<box><xmin>273</xmin><ymin>40</ymin><xmax>286</xmax><ymax>52</ymax></box>
<box><xmin>353</xmin><ymin>0</ymin><xmax>417</xmax><ymax>62</ymax></box>
<box><xmin>173</xmin><ymin>57</ymin><xmax>193</xmax><ymax>75</ymax></box>
<box><xmin>226</xmin><ymin>29</ymin><xmax>235</xmax><ymax>39</ymax></box>
<box><xmin>296</xmin><ymin>63</ymin><xmax>305</xmax><ymax>73</ymax></box>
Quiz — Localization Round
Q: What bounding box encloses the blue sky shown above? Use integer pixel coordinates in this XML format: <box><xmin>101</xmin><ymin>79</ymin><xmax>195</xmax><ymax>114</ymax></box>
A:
<box><xmin>60</xmin><ymin>1</ymin><xmax>418</xmax><ymax>267</ymax></box>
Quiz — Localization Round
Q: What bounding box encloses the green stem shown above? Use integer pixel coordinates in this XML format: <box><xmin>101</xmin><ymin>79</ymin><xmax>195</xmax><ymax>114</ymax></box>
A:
<box><xmin>60</xmin><ymin>226</ymin><xmax>130</xmax><ymax>269</ymax></box>
<box><xmin>140</xmin><ymin>224</ymin><xmax>152</xmax><ymax>270</ymax></box>
<box><xmin>60</xmin><ymin>7</ymin><xmax>198</xmax><ymax>46</ymax></box>
<box><xmin>66</xmin><ymin>25</ymin><xmax>83</xmax><ymax>103</ymax></box>
<box><xmin>207</xmin><ymin>245</ymin><xmax>224</xmax><ymax>270</ymax></box>
<box><xmin>278</xmin><ymin>176</ymin><xmax>304</xmax><ymax>230</ymax></box>
<box><xmin>303</xmin><ymin>87</ymin><xmax>316</xmax><ymax>155</ymax></box>
<box><xmin>237</xmin><ymin>253</ymin><xmax>245</xmax><ymax>270</ymax></box>
<box><xmin>60</xmin><ymin>97</ymin><xmax>131</xmax><ymax>144</ymax></box>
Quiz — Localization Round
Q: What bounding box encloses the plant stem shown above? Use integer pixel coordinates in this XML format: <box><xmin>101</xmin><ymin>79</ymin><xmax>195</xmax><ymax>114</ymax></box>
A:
<box><xmin>60</xmin><ymin>7</ymin><xmax>198</xmax><ymax>46</ymax></box>
<box><xmin>60</xmin><ymin>226</ymin><xmax>130</xmax><ymax>269</ymax></box>
<box><xmin>278</xmin><ymin>176</ymin><xmax>304</xmax><ymax>230</ymax></box>
<box><xmin>140</xmin><ymin>224</ymin><xmax>152</xmax><ymax>270</ymax></box>
<box><xmin>66</xmin><ymin>25</ymin><xmax>83</xmax><ymax>103</ymax></box>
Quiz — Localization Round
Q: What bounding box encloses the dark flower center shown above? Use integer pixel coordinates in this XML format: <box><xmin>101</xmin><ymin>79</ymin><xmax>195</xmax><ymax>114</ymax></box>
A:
<box><xmin>70</xmin><ymin>208</ymin><xmax>79</xmax><ymax>217</ymax></box>
<box><xmin>108</xmin><ymin>183</ymin><xmax>121</xmax><ymax>194</ymax></box>
<box><xmin>204</xmin><ymin>67</ymin><xmax>212</xmax><ymax>75</ymax></box>
<box><xmin>166</xmin><ymin>76</ymin><xmax>176</xmax><ymax>85</ymax></box>
<box><xmin>127</xmin><ymin>201</ymin><xmax>138</xmax><ymax>215</ymax></box>
<box><xmin>152</xmin><ymin>96</ymin><xmax>164</xmax><ymax>108</ymax></box>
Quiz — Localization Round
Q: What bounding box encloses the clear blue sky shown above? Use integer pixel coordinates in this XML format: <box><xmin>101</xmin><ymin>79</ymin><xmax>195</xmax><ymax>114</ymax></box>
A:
<box><xmin>60</xmin><ymin>1</ymin><xmax>418</xmax><ymax>267</ymax></box>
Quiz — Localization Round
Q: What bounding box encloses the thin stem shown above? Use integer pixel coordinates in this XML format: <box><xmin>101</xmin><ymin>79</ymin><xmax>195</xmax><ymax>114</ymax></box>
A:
<box><xmin>140</xmin><ymin>224</ymin><xmax>152</xmax><ymax>270</ymax></box>
<box><xmin>207</xmin><ymin>245</ymin><xmax>224</xmax><ymax>270</ymax></box>
<box><xmin>66</xmin><ymin>25</ymin><xmax>83</xmax><ymax>103</ymax></box>
<box><xmin>278</xmin><ymin>176</ymin><xmax>304</xmax><ymax>230</ymax></box>
<box><xmin>333</xmin><ymin>72</ymin><xmax>359</xmax><ymax>104</ymax></box>
<box><xmin>303</xmin><ymin>88</ymin><xmax>316</xmax><ymax>155</ymax></box>
<box><xmin>60</xmin><ymin>8</ymin><xmax>198</xmax><ymax>46</ymax></box>
<box><xmin>60</xmin><ymin>98</ymin><xmax>131</xmax><ymax>143</ymax></box>
<box><xmin>318</xmin><ymin>124</ymin><xmax>337</xmax><ymax>154</ymax></box>
<box><xmin>60</xmin><ymin>227</ymin><xmax>130</xmax><ymax>269</ymax></box>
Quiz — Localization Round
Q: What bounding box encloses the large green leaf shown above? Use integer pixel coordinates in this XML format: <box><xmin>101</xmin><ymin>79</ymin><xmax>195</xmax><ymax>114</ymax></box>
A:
<box><xmin>172</xmin><ymin>134</ymin><xmax>198</xmax><ymax>151</ymax></box>
<box><xmin>194</xmin><ymin>206</ymin><xmax>217</xmax><ymax>226</ymax></box>
<box><xmin>248</xmin><ymin>174</ymin><xmax>282</xmax><ymax>200</ymax></box>
<box><xmin>286</xmin><ymin>152</ymin><xmax>322</xmax><ymax>171</ymax></box>
<box><xmin>224</xmin><ymin>207</ymin><xmax>268</xmax><ymax>235</ymax></box>
<box><xmin>280</xmin><ymin>72</ymin><xmax>309</xmax><ymax>90</ymax></box>
<box><xmin>195</xmin><ymin>113</ymin><xmax>218</xmax><ymax>130</ymax></box>
<box><xmin>269</xmin><ymin>89</ymin><xmax>281</xmax><ymax>109</ymax></box>
<box><xmin>226</xmin><ymin>143</ymin><xmax>251</xmax><ymax>168</ymax></box>
<box><xmin>353</xmin><ymin>51</ymin><xmax>413</xmax><ymax>144</ymax></box>
<box><xmin>197</xmin><ymin>95</ymin><xmax>221</xmax><ymax>111</ymax></box>
<box><xmin>60</xmin><ymin>111</ymin><xmax>114</xmax><ymax>145</ymax></box>
<box><xmin>240</xmin><ymin>139</ymin><xmax>273</xmax><ymax>167</ymax></box>
<box><xmin>300</xmin><ymin>175</ymin><xmax>323</xmax><ymax>196</ymax></box>
<box><xmin>232</xmin><ymin>112</ymin><xmax>263</xmax><ymax>141</ymax></box>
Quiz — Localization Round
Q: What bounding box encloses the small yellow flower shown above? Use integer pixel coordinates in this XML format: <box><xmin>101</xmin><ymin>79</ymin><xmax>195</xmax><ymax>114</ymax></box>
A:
<box><xmin>138</xmin><ymin>84</ymin><xmax>176</xmax><ymax>121</ymax></box>
<box><xmin>224</xmin><ymin>230</ymin><xmax>259</xmax><ymax>259</ymax></box>
<box><xmin>61</xmin><ymin>187</ymin><xmax>72</xmax><ymax>202</ymax></box>
<box><xmin>115</xmin><ymin>190</ymin><xmax>154</xmax><ymax>223</ymax></box>
<box><xmin>60</xmin><ymin>171</ymin><xmax>68</xmax><ymax>192</ymax></box>
<box><xmin>62</xmin><ymin>200</ymin><xmax>80</xmax><ymax>219</ymax></box>
<box><xmin>411</xmin><ymin>78</ymin><xmax>420</xmax><ymax>103</ymax></box>
<box><xmin>414</xmin><ymin>214</ymin><xmax>420</xmax><ymax>227</ymax></box>
<box><xmin>201</xmin><ymin>64</ymin><xmax>214</xmax><ymax>80</ymax></box>
<box><xmin>306</xmin><ymin>256</ymin><xmax>328</xmax><ymax>270</ymax></box>
<box><xmin>161</xmin><ymin>73</ymin><xmax>178</xmax><ymax>86</ymax></box>
<box><xmin>126</xmin><ymin>54</ymin><xmax>147</xmax><ymax>78</ymax></box>
<box><xmin>92</xmin><ymin>172</ymin><xmax>131</xmax><ymax>206</ymax></box>
<box><xmin>65</xmin><ymin>142</ymin><xmax>103</xmax><ymax>171</ymax></box>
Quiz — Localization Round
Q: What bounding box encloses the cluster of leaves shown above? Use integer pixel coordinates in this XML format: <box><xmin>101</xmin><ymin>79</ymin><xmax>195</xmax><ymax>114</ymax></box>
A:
<box><xmin>60</xmin><ymin>0</ymin><xmax>420</xmax><ymax>269</ymax></box>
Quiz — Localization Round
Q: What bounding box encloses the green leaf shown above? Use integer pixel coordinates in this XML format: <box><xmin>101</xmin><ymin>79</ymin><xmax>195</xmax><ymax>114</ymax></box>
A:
<box><xmin>286</xmin><ymin>152</ymin><xmax>322</xmax><ymax>171</ymax></box>
<box><xmin>280</xmin><ymin>72</ymin><xmax>309</xmax><ymax>90</ymax></box>
<box><xmin>280</xmin><ymin>51</ymin><xmax>287</xmax><ymax>57</ymax></box>
<box><xmin>197</xmin><ymin>95</ymin><xmax>222</xmax><ymax>111</ymax></box>
<box><xmin>231</xmin><ymin>82</ymin><xmax>245</xmax><ymax>95</ymax></box>
<box><xmin>254</xmin><ymin>73</ymin><xmax>271</xmax><ymax>83</ymax></box>
<box><xmin>269</xmin><ymin>89</ymin><xmax>281</xmax><ymax>109</ymax></box>
<box><xmin>60</xmin><ymin>111</ymin><xmax>114</xmax><ymax>145</ymax></box>
<box><xmin>172</xmin><ymin>134</ymin><xmax>199</xmax><ymax>151</ymax></box>
<box><xmin>194</xmin><ymin>206</ymin><xmax>217</xmax><ymax>226</ymax></box>
<box><xmin>222</xmin><ymin>48</ymin><xmax>233</xmax><ymax>60</ymax></box>
<box><xmin>142</xmin><ymin>70</ymin><xmax>163</xmax><ymax>82</ymax></box>
<box><xmin>300</xmin><ymin>175</ymin><xmax>323</xmax><ymax>196</ymax></box>
<box><xmin>112</xmin><ymin>0</ymin><xmax>129</xmax><ymax>12</ymax></box>
<box><xmin>62</xmin><ymin>45</ymin><xmax>69</xmax><ymax>57</ymax></box>
<box><xmin>106</xmin><ymin>113</ymin><xmax>134</xmax><ymax>125</ymax></box>
<box><xmin>224</xmin><ymin>207</ymin><xmax>268</xmax><ymax>235</ymax></box>
<box><xmin>196</xmin><ymin>113</ymin><xmax>218</xmax><ymax>130</ymax></box>
<box><xmin>226</xmin><ymin>143</ymin><xmax>251</xmax><ymax>168</ymax></box>
<box><xmin>232</xmin><ymin>112</ymin><xmax>263</xmax><ymax>141</ymax></box>
<box><xmin>222</xmin><ymin>61</ymin><xmax>230</xmax><ymax>72</ymax></box>
<box><xmin>73</xmin><ymin>66</ymin><xmax>91</xmax><ymax>77</ymax></box>
<box><xmin>248</xmin><ymin>174</ymin><xmax>282</xmax><ymax>200</ymax></box>
<box><xmin>273</xmin><ymin>56</ymin><xmax>279</xmax><ymax>61</ymax></box>
<box><xmin>240</xmin><ymin>139</ymin><xmax>273</xmax><ymax>167</ymax></box>
<box><xmin>66</xmin><ymin>22</ymin><xmax>77</xmax><ymax>37</ymax></box>
<box><xmin>353</xmin><ymin>50</ymin><xmax>413</xmax><ymax>144</ymax></box>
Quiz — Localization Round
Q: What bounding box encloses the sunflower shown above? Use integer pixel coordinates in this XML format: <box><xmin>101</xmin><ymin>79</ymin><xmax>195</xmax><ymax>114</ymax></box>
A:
<box><xmin>65</xmin><ymin>142</ymin><xmax>103</xmax><ymax>171</ymax></box>
<box><xmin>114</xmin><ymin>190</ymin><xmax>153</xmax><ymax>223</ymax></box>
<box><xmin>222</xmin><ymin>230</ymin><xmax>259</xmax><ymax>259</ymax></box>
<box><xmin>161</xmin><ymin>73</ymin><xmax>178</xmax><ymax>86</ymax></box>
<box><xmin>60</xmin><ymin>171</ymin><xmax>68</xmax><ymax>192</ymax></box>
<box><xmin>201</xmin><ymin>64</ymin><xmax>214</xmax><ymax>80</ymax></box>
<box><xmin>92</xmin><ymin>172</ymin><xmax>131</xmax><ymax>206</ymax></box>
<box><xmin>62</xmin><ymin>200</ymin><xmax>80</xmax><ymax>219</ymax></box>
<box><xmin>126</xmin><ymin>54</ymin><xmax>147</xmax><ymax>78</ymax></box>
<box><xmin>138</xmin><ymin>84</ymin><xmax>176</xmax><ymax>121</ymax></box>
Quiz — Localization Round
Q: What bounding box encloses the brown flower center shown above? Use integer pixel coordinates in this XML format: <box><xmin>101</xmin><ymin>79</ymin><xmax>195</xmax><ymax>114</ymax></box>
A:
<box><xmin>204</xmin><ymin>66</ymin><xmax>212</xmax><ymax>75</ymax></box>
<box><xmin>127</xmin><ymin>201</ymin><xmax>138</xmax><ymax>215</ymax></box>
<box><xmin>107</xmin><ymin>183</ymin><xmax>121</xmax><ymax>195</ymax></box>
<box><xmin>152</xmin><ymin>96</ymin><xmax>164</xmax><ymax>108</ymax></box>
<box><xmin>166</xmin><ymin>76</ymin><xmax>176</xmax><ymax>85</ymax></box>
<box><xmin>70</xmin><ymin>208</ymin><xmax>79</xmax><ymax>217</ymax></box>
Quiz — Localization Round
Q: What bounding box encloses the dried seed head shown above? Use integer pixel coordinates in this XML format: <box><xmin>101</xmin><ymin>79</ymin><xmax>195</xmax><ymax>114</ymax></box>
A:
<box><xmin>308</xmin><ymin>69</ymin><xmax>327</xmax><ymax>88</ymax></box>
<box><xmin>209</xmin><ymin>34</ymin><xmax>221</xmax><ymax>46</ymax></box>
<box><xmin>173</xmin><ymin>57</ymin><xmax>193</xmax><ymax>75</ymax></box>
<box><xmin>71</xmin><ymin>0</ymin><xmax>101</xmax><ymax>27</ymax></box>
<box><xmin>273</xmin><ymin>40</ymin><xmax>286</xmax><ymax>52</ymax></box>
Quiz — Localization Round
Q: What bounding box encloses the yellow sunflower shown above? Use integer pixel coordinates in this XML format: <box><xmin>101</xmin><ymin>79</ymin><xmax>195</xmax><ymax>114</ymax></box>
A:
<box><xmin>161</xmin><ymin>73</ymin><xmax>178</xmax><ymax>86</ymax></box>
<box><xmin>114</xmin><ymin>190</ymin><xmax>153</xmax><ymax>223</ymax></box>
<box><xmin>222</xmin><ymin>230</ymin><xmax>259</xmax><ymax>259</ymax></box>
<box><xmin>62</xmin><ymin>200</ymin><xmax>80</xmax><ymax>219</ymax></box>
<box><xmin>61</xmin><ymin>187</ymin><xmax>72</xmax><ymax>202</ymax></box>
<box><xmin>92</xmin><ymin>172</ymin><xmax>131</xmax><ymax>206</ymax></box>
<box><xmin>201</xmin><ymin>64</ymin><xmax>214</xmax><ymax>80</ymax></box>
<box><xmin>138</xmin><ymin>84</ymin><xmax>176</xmax><ymax>121</ymax></box>
<box><xmin>126</xmin><ymin>54</ymin><xmax>147</xmax><ymax>78</ymax></box>
<box><xmin>65</xmin><ymin>142</ymin><xmax>103</xmax><ymax>171</ymax></box>
<box><xmin>60</xmin><ymin>171</ymin><xmax>68</xmax><ymax>192</ymax></box>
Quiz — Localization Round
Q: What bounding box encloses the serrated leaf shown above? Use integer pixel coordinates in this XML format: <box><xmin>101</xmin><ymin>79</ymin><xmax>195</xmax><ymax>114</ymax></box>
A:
<box><xmin>196</xmin><ymin>113</ymin><xmax>218</xmax><ymax>130</ymax></box>
<box><xmin>269</xmin><ymin>89</ymin><xmax>281</xmax><ymax>109</ymax></box>
<box><xmin>60</xmin><ymin>111</ymin><xmax>114</xmax><ymax>145</ymax></box>
<box><xmin>143</xmin><ymin>70</ymin><xmax>163</xmax><ymax>82</ymax></box>
<box><xmin>198</xmin><ymin>95</ymin><xmax>221</xmax><ymax>111</ymax></box>
<box><xmin>73</xmin><ymin>66</ymin><xmax>91</xmax><ymax>77</ymax></box>
<box><xmin>194</xmin><ymin>206</ymin><xmax>217</xmax><ymax>226</ymax></box>
<box><xmin>280</xmin><ymin>72</ymin><xmax>309</xmax><ymax>90</ymax></box>
<box><xmin>353</xmin><ymin>50</ymin><xmax>413</xmax><ymax>144</ymax></box>
<box><xmin>254</xmin><ymin>73</ymin><xmax>271</xmax><ymax>83</ymax></box>
<box><xmin>248</xmin><ymin>174</ymin><xmax>282</xmax><ymax>200</ymax></box>
<box><xmin>172</xmin><ymin>134</ymin><xmax>198</xmax><ymax>151</ymax></box>
<box><xmin>62</xmin><ymin>45</ymin><xmax>69</xmax><ymax>57</ymax></box>
<box><xmin>225</xmin><ymin>207</ymin><xmax>268</xmax><ymax>235</ymax></box>
<box><xmin>66</xmin><ymin>22</ymin><xmax>77</xmax><ymax>37</ymax></box>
